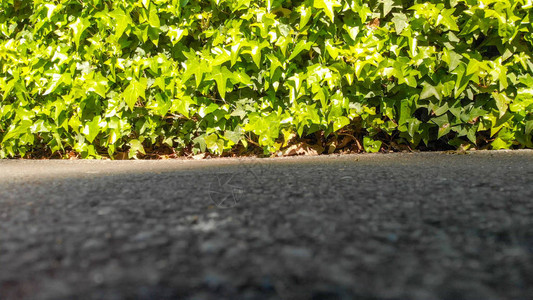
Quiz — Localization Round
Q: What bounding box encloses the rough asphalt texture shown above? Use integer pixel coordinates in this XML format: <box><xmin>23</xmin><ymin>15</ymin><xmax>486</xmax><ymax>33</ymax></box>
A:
<box><xmin>0</xmin><ymin>151</ymin><xmax>532</xmax><ymax>300</ymax></box>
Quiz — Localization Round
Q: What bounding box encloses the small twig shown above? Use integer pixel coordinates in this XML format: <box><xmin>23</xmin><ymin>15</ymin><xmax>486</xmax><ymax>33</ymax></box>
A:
<box><xmin>337</xmin><ymin>132</ymin><xmax>357</xmax><ymax>140</ymax></box>
<box><xmin>245</xmin><ymin>134</ymin><xmax>261</xmax><ymax>148</ymax></box>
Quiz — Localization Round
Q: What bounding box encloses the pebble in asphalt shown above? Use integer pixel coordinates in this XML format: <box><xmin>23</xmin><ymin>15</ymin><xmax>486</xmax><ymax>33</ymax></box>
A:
<box><xmin>0</xmin><ymin>150</ymin><xmax>532</xmax><ymax>300</ymax></box>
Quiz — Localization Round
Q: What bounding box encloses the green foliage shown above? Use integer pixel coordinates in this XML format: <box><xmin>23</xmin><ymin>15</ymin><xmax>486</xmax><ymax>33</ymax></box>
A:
<box><xmin>1</xmin><ymin>0</ymin><xmax>532</xmax><ymax>158</ymax></box>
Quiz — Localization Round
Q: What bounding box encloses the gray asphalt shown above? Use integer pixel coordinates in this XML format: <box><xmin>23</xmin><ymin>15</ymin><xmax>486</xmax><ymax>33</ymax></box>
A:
<box><xmin>0</xmin><ymin>151</ymin><xmax>532</xmax><ymax>300</ymax></box>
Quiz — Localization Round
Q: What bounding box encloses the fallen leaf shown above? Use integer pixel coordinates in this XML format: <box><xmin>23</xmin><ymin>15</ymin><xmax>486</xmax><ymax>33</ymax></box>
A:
<box><xmin>367</xmin><ymin>18</ymin><xmax>380</xmax><ymax>29</ymax></box>
<box><xmin>338</xmin><ymin>135</ymin><xmax>354</xmax><ymax>149</ymax></box>
<box><xmin>282</xmin><ymin>143</ymin><xmax>324</xmax><ymax>156</ymax></box>
<box><xmin>327</xmin><ymin>141</ymin><xmax>337</xmax><ymax>154</ymax></box>
<box><xmin>193</xmin><ymin>153</ymin><xmax>207</xmax><ymax>160</ymax></box>
<box><xmin>114</xmin><ymin>152</ymin><xmax>128</xmax><ymax>160</ymax></box>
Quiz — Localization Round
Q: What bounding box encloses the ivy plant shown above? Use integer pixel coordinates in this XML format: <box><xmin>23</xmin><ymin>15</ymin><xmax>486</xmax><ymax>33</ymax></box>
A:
<box><xmin>0</xmin><ymin>0</ymin><xmax>532</xmax><ymax>158</ymax></box>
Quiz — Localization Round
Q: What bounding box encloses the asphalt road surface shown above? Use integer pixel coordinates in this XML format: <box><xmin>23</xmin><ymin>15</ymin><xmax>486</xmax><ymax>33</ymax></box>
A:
<box><xmin>1</xmin><ymin>150</ymin><xmax>532</xmax><ymax>300</ymax></box>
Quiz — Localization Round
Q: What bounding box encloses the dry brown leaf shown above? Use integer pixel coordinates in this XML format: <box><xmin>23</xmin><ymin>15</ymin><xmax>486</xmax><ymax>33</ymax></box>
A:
<box><xmin>192</xmin><ymin>153</ymin><xmax>207</xmax><ymax>160</ymax></box>
<box><xmin>114</xmin><ymin>152</ymin><xmax>129</xmax><ymax>160</ymax></box>
<box><xmin>367</xmin><ymin>18</ymin><xmax>380</xmax><ymax>29</ymax></box>
<box><xmin>282</xmin><ymin>143</ymin><xmax>324</xmax><ymax>156</ymax></box>
<box><xmin>390</xmin><ymin>141</ymin><xmax>411</xmax><ymax>152</ymax></box>
<box><xmin>67</xmin><ymin>151</ymin><xmax>79</xmax><ymax>160</ymax></box>
<box><xmin>327</xmin><ymin>141</ymin><xmax>337</xmax><ymax>154</ymax></box>
<box><xmin>341</xmin><ymin>136</ymin><xmax>354</xmax><ymax>148</ymax></box>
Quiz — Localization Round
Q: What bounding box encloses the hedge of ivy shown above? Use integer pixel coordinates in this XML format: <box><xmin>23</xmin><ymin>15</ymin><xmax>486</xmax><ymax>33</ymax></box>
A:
<box><xmin>1</xmin><ymin>0</ymin><xmax>532</xmax><ymax>158</ymax></box>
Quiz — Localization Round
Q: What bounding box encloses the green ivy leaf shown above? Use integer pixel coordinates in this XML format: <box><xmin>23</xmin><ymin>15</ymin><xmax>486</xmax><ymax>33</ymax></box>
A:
<box><xmin>288</xmin><ymin>40</ymin><xmax>312</xmax><ymax>61</ymax></box>
<box><xmin>210</xmin><ymin>66</ymin><xmax>233</xmax><ymax>100</ymax></box>
<box><xmin>129</xmin><ymin>139</ymin><xmax>146</xmax><ymax>158</ymax></box>
<box><xmin>391</xmin><ymin>12</ymin><xmax>408</xmax><ymax>34</ymax></box>
<box><xmin>382</xmin><ymin>0</ymin><xmax>395</xmax><ymax>17</ymax></box>
<box><xmin>148</xmin><ymin>3</ymin><xmax>160</xmax><ymax>28</ymax></box>
<box><xmin>69</xmin><ymin>17</ymin><xmax>91</xmax><ymax>49</ymax></box>
<box><xmin>492</xmin><ymin>92</ymin><xmax>511</xmax><ymax>118</ymax></box>
<box><xmin>123</xmin><ymin>78</ymin><xmax>148</xmax><ymax>111</ymax></box>
<box><xmin>299</xmin><ymin>5</ymin><xmax>313</xmax><ymax>29</ymax></box>
<box><xmin>82</xmin><ymin>116</ymin><xmax>102</xmax><ymax>143</ymax></box>
<box><xmin>363</xmin><ymin>137</ymin><xmax>382</xmax><ymax>153</ymax></box>
<box><xmin>205</xmin><ymin>133</ymin><xmax>225</xmax><ymax>154</ymax></box>
<box><xmin>420</xmin><ymin>83</ymin><xmax>442</xmax><ymax>101</ymax></box>
<box><xmin>313</xmin><ymin>0</ymin><xmax>341</xmax><ymax>22</ymax></box>
<box><xmin>110</xmin><ymin>8</ymin><xmax>132</xmax><ymax>38</ymax></box>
